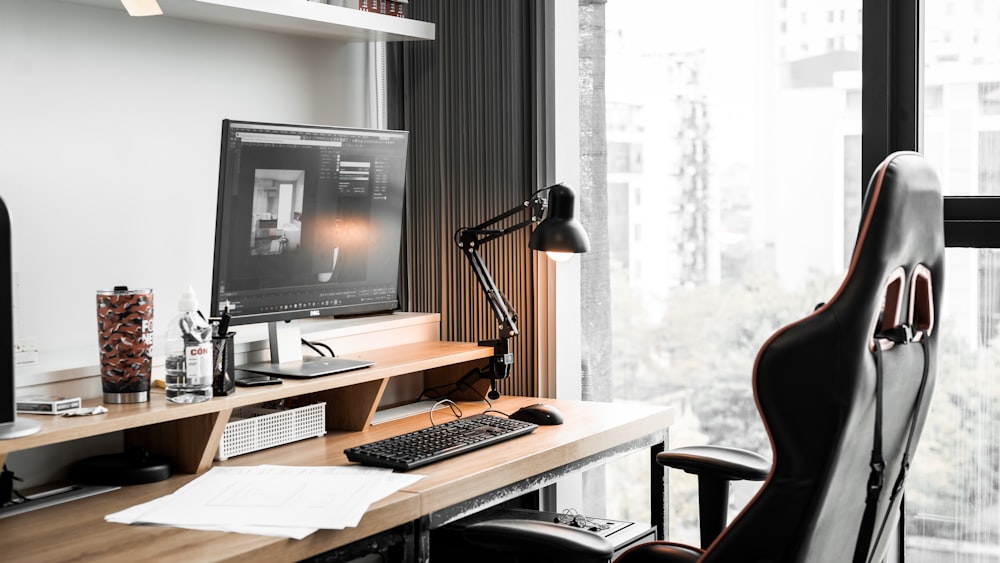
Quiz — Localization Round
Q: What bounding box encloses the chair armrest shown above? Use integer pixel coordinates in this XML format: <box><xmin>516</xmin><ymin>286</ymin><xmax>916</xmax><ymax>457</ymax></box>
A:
<box><xmin>462</xmin><ymin>519</ymin><xmax>614</xmax><ymax>563</ymax></box>
<box><xmin>657</xmin><ymin>445</ymin><xmax>770</xmax><ymax>548</ymax></box>
<box><xmin>657</xmin><ymin>445</ymin><xmax>770</xmax><ymax>481</ymax></box>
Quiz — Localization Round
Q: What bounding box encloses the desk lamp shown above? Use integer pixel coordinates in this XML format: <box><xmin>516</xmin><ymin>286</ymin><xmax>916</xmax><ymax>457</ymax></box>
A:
<box><xmin>455</xmin><ymin>183</ymin><xmax>590</xmax><ymax>399</ymax></box>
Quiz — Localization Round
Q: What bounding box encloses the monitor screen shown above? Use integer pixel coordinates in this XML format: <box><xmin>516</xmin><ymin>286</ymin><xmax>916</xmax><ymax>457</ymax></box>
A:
<box><xmin>211</xmin><ymin>120</ymin><xmax>409</xmax><ymax>328</ymax></box>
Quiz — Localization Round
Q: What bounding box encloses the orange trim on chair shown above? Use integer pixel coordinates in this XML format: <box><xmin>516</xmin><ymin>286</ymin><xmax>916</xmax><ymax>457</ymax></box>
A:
<box><xmin>873</xmin><ymin>267</ymin><xmax>906</xmax><ymax>351</ymax></box>
<box><xmin>909</xmin><ymin>264</ymin><xmax>934</xmax><ymax>339</ymax></box>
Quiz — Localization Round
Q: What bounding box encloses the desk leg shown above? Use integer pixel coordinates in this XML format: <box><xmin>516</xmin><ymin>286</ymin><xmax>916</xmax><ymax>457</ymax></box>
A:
<box><xmin>414</xmin><ymin>515</ymin><xmax>431</xmax><ymax>563</ymax></box>
<box><xmin>651</xmin><ymin>441</ymin><xmax>667</xmax><ymax>540</ymax></box>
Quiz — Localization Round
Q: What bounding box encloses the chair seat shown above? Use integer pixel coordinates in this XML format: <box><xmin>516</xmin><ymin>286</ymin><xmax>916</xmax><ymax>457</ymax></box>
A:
<box><xmin>617</xmin><ymin>541</ymin><xmax>703</xmax><ymax>563</ymax></box>
<box><xmin>462</xmin><ymin>519</ymin><xmax>614</xmax><ymax>563</ymax></box>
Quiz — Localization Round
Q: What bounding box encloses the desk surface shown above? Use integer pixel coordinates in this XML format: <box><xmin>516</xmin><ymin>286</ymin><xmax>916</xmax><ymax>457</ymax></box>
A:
<box><xmin>1</xmin><ymin>397</ymin><xmax>672</xmax><ymax>562</ymax></box>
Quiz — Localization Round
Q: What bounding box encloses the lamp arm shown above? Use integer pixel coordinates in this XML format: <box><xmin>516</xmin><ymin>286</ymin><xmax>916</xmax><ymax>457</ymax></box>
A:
<box><xmin>467</xmin><ymin>216</ymin><xmax>538</xmax><ymax>246</ymax></box>
<box><xmin>456</xmin><ymin>193</ymin><xmax>548</xmax><ymax>337</ymax></box>
<box><xmin>463</xmin><ymin>191</ymin><xmax>547</xmax><ymax>244</ymax></box>
<box><xmin>460</xmin><ymin>243</ymin><xmax>519</xmax><ymax>339</ymax></box>
<box><xmin>455</xmin><ymin>192</ymin><xmax>548</xmax><ymax>387</ymax></box>
<box><xmin>461</xmin><ymin>243</ymin><xmax>516</xmax><ymax>385</ymax></box>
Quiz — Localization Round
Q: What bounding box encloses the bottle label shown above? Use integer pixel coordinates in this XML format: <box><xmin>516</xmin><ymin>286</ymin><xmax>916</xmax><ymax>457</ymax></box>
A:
<box><xmin>185</xmin><ymin>342</ymin><xmax>213</xmax><ymax>381</ymax></box>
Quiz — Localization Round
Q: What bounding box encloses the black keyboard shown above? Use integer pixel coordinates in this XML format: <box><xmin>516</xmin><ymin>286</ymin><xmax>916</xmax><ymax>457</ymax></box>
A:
<box><xmin>344</xmin><ymin>414</ymin><xmax>538</xmax><ymax>470</ymax></box>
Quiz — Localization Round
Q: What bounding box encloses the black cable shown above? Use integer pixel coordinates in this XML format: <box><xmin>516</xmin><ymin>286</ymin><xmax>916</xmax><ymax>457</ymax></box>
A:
<box><xmin>414</xmin><ymin>367</ymin><xmax>509</xmax><ymax>417</ymax></box>
<box><xmin>429</xmin><ymin>399</ymin><xmax>463</xmax><ymax>426</ymax></box>
<box><xmin>313</xmin><ymin>341</ymin><xmax>336</xmax><ymax>357</ymax></box>
<box><xmin>416</xmin><ymin>366</ymin><xmax>490</xmax><ymax>402</ymax></box>
<box><xmin>0</xmin><ymin>465</ymin><xmax>14</xmax><ymax>506</ymax></box>
<box><xmin>0</xmin><ymin>465</ymin><xmax>26</xmax><ymax>507</ymax></box>
<box><xmin>459</xmin><ymin>374</ymin><xmax>495</xmax><ymax>410</ymax></box>
<box><xmin>300</xmin><ymin>339</ymin><xmax>336</xmax><ymax>357</ymax></box>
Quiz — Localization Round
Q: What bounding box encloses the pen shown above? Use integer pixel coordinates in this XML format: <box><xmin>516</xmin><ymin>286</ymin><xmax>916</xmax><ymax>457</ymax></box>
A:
<box><xmin>219</xmin><ymin>307</ymin><xmax>231</xmax><ymax>336</ymax></box>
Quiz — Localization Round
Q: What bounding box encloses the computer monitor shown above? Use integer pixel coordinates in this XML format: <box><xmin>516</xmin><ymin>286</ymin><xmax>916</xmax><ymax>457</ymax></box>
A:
<box><xmin>211</xmin><ymin>120</ymin><xmax>409</xmax><ymax>377</ymax></box>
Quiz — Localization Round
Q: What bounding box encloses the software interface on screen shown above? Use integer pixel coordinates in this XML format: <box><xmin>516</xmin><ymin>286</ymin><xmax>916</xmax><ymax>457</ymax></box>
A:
<box><xmin>213</xmin><ymin>121</ymin><xmax>409</xmax><ymax>325</ymax></box>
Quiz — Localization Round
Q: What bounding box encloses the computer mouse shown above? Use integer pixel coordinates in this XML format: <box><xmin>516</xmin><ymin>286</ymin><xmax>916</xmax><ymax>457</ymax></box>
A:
<box><xmin>509</xmin><ymin>403</ymin><xmax>564</xmax><ymax>425</ymax></box>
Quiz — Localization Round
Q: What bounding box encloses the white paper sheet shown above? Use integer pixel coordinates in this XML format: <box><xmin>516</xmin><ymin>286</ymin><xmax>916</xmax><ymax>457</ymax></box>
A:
<box><xmin>105</xmin><ymin>465</ymin><xmax>424</xmax><ymax>539</ymax></box>
<box><xmin>105</xmin><ymin>494</ymin><xmax>319</xmax><ymax>539</ymax></box>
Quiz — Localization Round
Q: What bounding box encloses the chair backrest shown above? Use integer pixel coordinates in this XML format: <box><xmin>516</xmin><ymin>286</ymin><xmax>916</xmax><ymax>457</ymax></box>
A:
<box><xmin>702</xmin><ymin>152</ymin><xmax>945</xmax><ymax>563</ymax></box>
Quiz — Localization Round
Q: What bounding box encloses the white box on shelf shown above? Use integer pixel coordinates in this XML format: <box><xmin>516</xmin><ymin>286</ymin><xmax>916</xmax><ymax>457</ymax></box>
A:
<box><xmin>217</xmin><ymin>402</ymin><xmax>327</xmax><ymax>460</ymax></box>
<box><xmin>16</xmin><ymin>395</ymin><xmax>82</xmax><ymax>415</ymax></box>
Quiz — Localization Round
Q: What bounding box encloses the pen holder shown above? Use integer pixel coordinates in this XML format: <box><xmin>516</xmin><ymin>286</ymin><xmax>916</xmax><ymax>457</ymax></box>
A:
<box><xmin>212</xmin><ymin>332</ymin><xmax>236</xmax><ymax>396</ymax></box>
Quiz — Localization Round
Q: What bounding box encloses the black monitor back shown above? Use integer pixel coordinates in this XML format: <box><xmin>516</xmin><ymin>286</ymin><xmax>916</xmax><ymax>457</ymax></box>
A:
<box><xmin>0</xmin><ymin>197</ymin><xmax>15</xmax><ymax>428</ymax></box>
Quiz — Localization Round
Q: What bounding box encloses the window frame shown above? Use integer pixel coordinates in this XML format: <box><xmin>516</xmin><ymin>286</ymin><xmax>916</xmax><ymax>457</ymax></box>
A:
<box><xmin>862</xmin><ymin>0</ymin><xmax>998</xmax><ymax>248</ymax></box>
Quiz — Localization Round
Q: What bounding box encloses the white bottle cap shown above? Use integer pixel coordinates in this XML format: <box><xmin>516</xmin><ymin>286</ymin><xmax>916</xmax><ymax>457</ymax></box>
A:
<box><xmin>178</xmin><ymin>284</ymin><xmax>199</xmax><ymax>312</ymax></box>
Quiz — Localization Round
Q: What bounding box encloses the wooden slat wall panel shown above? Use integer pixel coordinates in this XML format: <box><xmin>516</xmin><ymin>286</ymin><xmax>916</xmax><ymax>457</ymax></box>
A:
<box><xmin>392</xmin><ymin>0</ymin><xmax>540</xmax><ymax>397</ymax></box>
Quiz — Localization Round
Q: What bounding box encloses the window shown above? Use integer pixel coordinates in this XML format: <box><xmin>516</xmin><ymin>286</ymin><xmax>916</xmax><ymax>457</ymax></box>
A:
<box><xmin>582</xmin><ymin>2</ymin><xmax>1000</xmax><ymax>560</ymax></box>
<box><xmin>589</xmin><ymin>0</ymin><xmax>861</xmax><ymax>543</ymax></box>
<box><xmin>608</xmin><ymin>141</ymin><xmax>644</xmax><ymax>174</ymax></box>
<box><xmin>903</xmin><ymin>4</ymin><xmax>1000</xmax><ymax>559</ymax></box>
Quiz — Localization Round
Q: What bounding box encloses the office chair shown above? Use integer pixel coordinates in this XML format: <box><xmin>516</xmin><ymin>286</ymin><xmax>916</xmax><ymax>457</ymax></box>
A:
<box><xmin>462</xmin><ymin>151</ymin><xmax>944</xmax><ymax>563</ymax></box>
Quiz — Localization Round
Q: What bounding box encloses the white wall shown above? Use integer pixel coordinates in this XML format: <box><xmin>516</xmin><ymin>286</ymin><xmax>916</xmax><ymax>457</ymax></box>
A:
<box><xmin>1</xmin><ymin>0</ymin><xmax>370</xmax><ymax>374</ymax></box>
<box><xmin>1</xmin><ymin>0</ymin><xmax>372</xmax><ymax>487</ymax></box>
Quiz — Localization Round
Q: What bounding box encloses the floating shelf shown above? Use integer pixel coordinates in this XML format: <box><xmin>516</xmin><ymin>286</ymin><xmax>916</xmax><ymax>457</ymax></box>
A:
<box><xmin>60</xmin><ymin>0</ymin><xmax>435</xmax><ymax>41</ymax></box>
<box><xmin>2</xmin><ymin>340</ymin><xmax>492</xmax><ymax>474</ymax></box>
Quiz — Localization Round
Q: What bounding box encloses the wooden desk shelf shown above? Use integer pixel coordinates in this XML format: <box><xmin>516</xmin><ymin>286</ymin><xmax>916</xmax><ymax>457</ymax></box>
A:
<box><xmin>2</xmin><ymin>340</ymin><xmax>492</xmax><ymax>473</ymax></box>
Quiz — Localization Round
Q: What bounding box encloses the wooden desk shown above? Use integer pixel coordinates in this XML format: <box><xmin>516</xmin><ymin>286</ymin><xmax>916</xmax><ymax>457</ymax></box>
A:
<box><xmin>0</xmin><ymin>397</ymin><xmax>672</xmax><ymax>562</ymax></box>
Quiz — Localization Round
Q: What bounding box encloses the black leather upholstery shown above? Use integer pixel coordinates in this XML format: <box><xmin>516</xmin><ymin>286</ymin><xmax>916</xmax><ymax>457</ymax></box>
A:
<box><xmin>657</xmin><ymin>446</ymin><xmax>771</xmax><ymax>482</ymax></box>
<box><xmin>622</xmin><ymin>152</ymin><xmax>944</xmax><ymax>562</ymax></box>
<box><xmin>461</xmin><ymin>519</ymin><xmax>614</xmax><ymax>563</ymax></box>
<box><xmin>612</xmin><ymin>541</ymin><xmax>703</xmax><ymax>562</ymax></box>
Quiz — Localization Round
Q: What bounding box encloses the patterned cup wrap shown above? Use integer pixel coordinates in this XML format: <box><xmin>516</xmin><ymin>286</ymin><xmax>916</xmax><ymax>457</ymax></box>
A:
<box><xmin>96</xmin><ymin>289</ymin><xmax>154</xmax><ymax>394</ymax></box>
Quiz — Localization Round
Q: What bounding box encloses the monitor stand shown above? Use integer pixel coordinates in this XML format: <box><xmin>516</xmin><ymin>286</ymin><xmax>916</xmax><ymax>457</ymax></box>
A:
<box><xmin>237</xmin><ymin>319</ymin><xmax>374</xmax><ymax>379</ymax></box>
<box><xmin>0</xmin><ymin>418</ymin><xmax>41</xmax><ymax>440</ymax></box>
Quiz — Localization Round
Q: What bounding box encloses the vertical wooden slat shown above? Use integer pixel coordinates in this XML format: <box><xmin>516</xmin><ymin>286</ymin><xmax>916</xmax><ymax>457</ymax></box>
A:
<box><xmin>393</xmin><ymin>0</ymin><xmax>540</xmax><ymax>397</ymax></box>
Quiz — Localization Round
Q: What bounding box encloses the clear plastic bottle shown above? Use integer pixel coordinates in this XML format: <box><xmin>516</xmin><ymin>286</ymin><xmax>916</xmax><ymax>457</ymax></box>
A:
<box><xmin>164</xmin><ymin>285</ymin><xmax>213</xmax><ymax>403</ymax></box>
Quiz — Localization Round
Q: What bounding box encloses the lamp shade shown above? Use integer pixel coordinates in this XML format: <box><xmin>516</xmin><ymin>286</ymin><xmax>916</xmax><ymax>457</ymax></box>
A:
<box><xmin>528</xmin><ymin>184</ymin><xmax>591</xmax><ymax>254</ymax></box>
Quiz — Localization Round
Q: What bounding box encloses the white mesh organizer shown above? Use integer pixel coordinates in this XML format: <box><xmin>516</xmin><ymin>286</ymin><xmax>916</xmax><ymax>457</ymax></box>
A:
<box><xmin>216</xmin><ymin>402</ymin><xmax>327</xmax><ymax>460</ymax></box>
